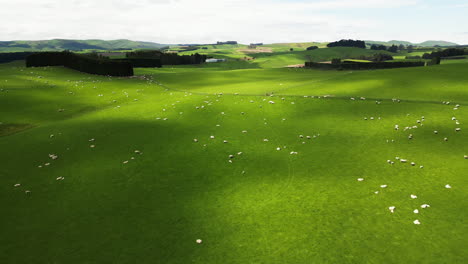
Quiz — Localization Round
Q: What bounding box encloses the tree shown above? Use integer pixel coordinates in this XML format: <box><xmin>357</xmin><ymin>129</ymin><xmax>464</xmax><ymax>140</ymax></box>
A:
<box><xmin>331</xmin><ymin>58</ymin><xmax>341</xmax><ymax>64</ymax></box>
<box><xmin>327</xmin><ymin>39</ymin><xmax>366</xmax><ymax>48</ymax></box>
<box><xmin>290</xmin><ymin>48</ymin><xmax>294</xmax><ymax>52</ymax></box>
<box><xmin>306</xmin><ymin>46</ymin><xmax>318</xmax><ymax>51</ymax></box>
<box><xmin>371</xmin><ymin>44</ymin><xmax>387</xmax><ymax>51</ymax></box>
<box><xmin>373</xmin><ymin>53</ymin><xmax>393</xmax><ymax>62</ymax></box>
<box><xmin>388</xmin><ymin>45</ymin><xmax>398</xmax><ymax>53</ymax></box>
<box><xmin>398</xmin><ymin>44</ymin><xmax>405</xmax><ymax>51</ymax></box>
<box><xmin>407</xmin><ymin>45</ymin><xmax>414</xmax><ymax>53</ymax></box>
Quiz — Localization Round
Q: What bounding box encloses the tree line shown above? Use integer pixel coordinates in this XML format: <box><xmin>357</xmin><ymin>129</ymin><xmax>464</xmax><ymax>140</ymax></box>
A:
<box><xmin>422</xmin><ymin>48</ymin><xmax>467</xmax><ymax>59</ymax></box>
<box><xmin>26</xmin><ymin>51</ymin><xmax>134</xmax><ymax>76</ymax></box>
<box><xmin>126</xmin><ymin>50</ymin><xmax>207</xmax><ymax>65</ymax></box>
<box><xmin>0</xmin><ymin>52</ymin><xmax>36</xmax><ymax>63</ymax></box>
<box><xmin>327</xmin><ymin>39</ymin><xmax>366</xmax><ymax>48</ymax></box>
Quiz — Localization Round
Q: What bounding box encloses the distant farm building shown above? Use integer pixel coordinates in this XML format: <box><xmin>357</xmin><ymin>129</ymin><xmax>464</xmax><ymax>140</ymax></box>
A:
<box><xmin>206</xmin><ymin>58</ymin><xmax>226</xmax><ymax>63</ymax></box>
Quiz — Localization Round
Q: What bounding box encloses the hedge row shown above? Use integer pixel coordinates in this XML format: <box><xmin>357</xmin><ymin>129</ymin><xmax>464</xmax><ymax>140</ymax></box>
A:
<box><xmin>126</xmin><ymin>50</ymin><xmax>207</xmax><ymax>65</ymax></box>
<box><xmin>26</xmin><ymin>52</ymin><xmax>133</xmax><ymax>76</ymax></box>
<box><xmin>304</xmin><ymin>61</ymin><xmax>426</xmax><ymax>70</ymax></box>
<box><xmin>0</xmin><ymin>52</ymin><xmax>36</xmax><ymax>63</ymax></box>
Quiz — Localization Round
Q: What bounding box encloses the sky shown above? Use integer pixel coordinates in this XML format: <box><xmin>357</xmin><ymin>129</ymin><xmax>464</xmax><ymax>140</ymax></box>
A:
<box><xmin>0</xmin><ymin>0</ymin><xmax>467</xmax><ymax>44</ymax></box>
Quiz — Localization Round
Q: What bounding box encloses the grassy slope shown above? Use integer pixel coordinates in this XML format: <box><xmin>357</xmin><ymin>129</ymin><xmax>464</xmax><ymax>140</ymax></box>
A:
<box><xmin>177</xmin><ymin>46</ymin><xmax>402</xmax><ymax>68</ymax></box>
<box><xmin>0</xmin><ymin>60</ymin><xmax>467</xmax><ymax>263</ymax></box>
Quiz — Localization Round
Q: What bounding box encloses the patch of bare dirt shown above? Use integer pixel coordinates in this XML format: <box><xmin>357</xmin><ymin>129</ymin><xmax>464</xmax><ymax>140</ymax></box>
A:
<box><xmin>238</xmin><ymin>48</ymin><xmax>273</xmax><ymax>54</ymax></box>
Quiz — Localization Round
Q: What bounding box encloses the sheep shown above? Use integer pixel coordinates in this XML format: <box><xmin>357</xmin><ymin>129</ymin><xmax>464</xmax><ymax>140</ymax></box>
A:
<box><xmin>229</xmin><ymin>155</ymin><xmax>234</xmax><ymax>159</ymax></box>
<box><xmin>464</xmin><ymin>155</ymin><xmax>468</xmax><ymax>159</ymax></box>
<box><xmin>413</xmin><ymin>220</ymin><xmax>421</xmax><ymax>225</ymax></box>
<box><xmin>434</xmin><ymin>131</ymin><xmax>438</xmax><ymax>134</ymax></box>
<box><xmin>388</xmin><ymin>206</ymin><xmax>395</xmax><ymax>213</ymax></box>
<box><xmin>411</xmin><ymin>162</ymin><xmax>415</xmax><ymax>166</ymax></box>
<box><xmin>400</xmin><ymin>159</ymin><xmax>407</xmax><ymax>163</ymax></box>
<box><xmin>380</xmin><ymin>185</ymin><xmax>387</xmax><ymax>188</ymax></box>
<box><xmin>196</xmin><ymin>239</ymin><xmax>202</xmax><ymax>244</ymax></box>
<box><xmin>444</xmin><ymin>137</ymin><xmax>448</xmax><ymax>141</ymax></box>
<box><xmin>445</xmin><ymin>184</ymin><xmax>451</xmax><ymax>189</ymax></box>
<box><xmin>357</xmin><ymin>178</ymin><xmax>364</xmax><ymax>181</ymax></box>
<box><xmin>394</xmin><ymin>125</ymin><xmax>399</xmax><ymax>130</ymax></box>
<box><xmin>455</xmin><ymin>128</ymin><xmax>461</xmax><ymax>132</ymax></box>
<box><xmin>410</xmin><ymin>194</ymin><xmax>417</xmax><ymax>199</ymax></box>
<box><xmin>210</xmin><ymin>136</ymin><xmax>215</xmax><ymax>139</ymax></box>
<box><xmin>276</xmin><ymin>147</ymin><xmax>281</xmax><ymax>151</ymax></box>
<box><xmin>421</xmin><ymin>204</ymin><xmax>430</xmax><ymax>208</ymax></box>
<box><xmin>290</xmin><ymin>151</ymin><xmax>298</xmax><ymax>155</ymax></box>
<box><xmin>193</xmin><ymin>139</ymin><xmax>198</xmax><ymax>142</ymax></box>
<box><xmin>14</xmin><ymin>183</ymin><xmax>20</xmax><ymax>187</ymax></box>
<box><xmin>413</xmin><ymin>209</ymin><xmax>419</xmax><ymax>214</ymax></box>
<box><xmin>90</xmin><ymin>145</ymin><xmax>95</xmax><ymax>148</ymax></box>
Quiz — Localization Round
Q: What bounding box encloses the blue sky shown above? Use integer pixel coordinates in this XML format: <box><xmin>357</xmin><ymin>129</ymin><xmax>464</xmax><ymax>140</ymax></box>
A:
<box><xmin>0</xmin><ymin>0</ymin><xmax>467</xmax><ymax>44</ymax></box>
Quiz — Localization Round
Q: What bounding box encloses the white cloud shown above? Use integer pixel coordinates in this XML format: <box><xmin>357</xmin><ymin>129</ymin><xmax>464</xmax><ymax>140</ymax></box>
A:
<box><xmin>0</xmin><ymin>0</ymin><xmax>466</xmax><ymax>44</ymax></box>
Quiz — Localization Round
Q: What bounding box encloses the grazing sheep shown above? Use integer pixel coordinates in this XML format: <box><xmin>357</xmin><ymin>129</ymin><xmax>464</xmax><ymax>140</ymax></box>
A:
<box><xmin>290</xmin><ymin>151</ymin><xmax>298</xmax><ymax>155</ymax></box>
<box><xmin>445</xmin><ymin>184</ymin><xmax>451</xmax><ymax>189</ymax></box>
<box><xmin>413</xmin><ymin>209</ymin><xmax>419</xmax><ymax>214</ymax></box>
<box><xmin>455</xmin><ymin>128</ymin><xmax>461</xmax><ymax>132</ymax></box>
<box><xmin>411</xmin><ymin>194</ymin><xmax>417</xmax><ymax>199</ymax></box>
<box><xmin>380</xmin><ymin>185</ymin><xmax>387</xmax><ymax>188</ymax></box>
<box><xmin>410</xmin><ymin>162</ymin><xmax>415</xmax><ymax>166</ymax></box>
<box><xmin>223</xmin><ymin>140</ymin><xmax>228</xmax><ymax>143</ymax></box>
<box><xmin>357</xmin><ymin>178</ymin><xmax>364</xmax><ymax>181</ymax></box>
<box><xmin>400</xmin><ymin>159</ymin><xmax>407</xmax><ymax>163</ymax></box>
<box><xmin>421</xmin><ymin>204</ymin><xmax>430</xmax><ymax>208</ymax></box>
<box><xmin>388</xmin><ymin>206</ymin><xmax>395</xmax><ymax>213</ymax></box>
<box><xmin>193</xmin><ymin>139</ymin><xmax>198</xmax><ymax>142</ymax></box>
<box><xmin>14</xmin><ymin>183</ymin><xmax>20</xmax><ymax>187</ymax></box>
<box><xmin>413</xmin><ymin>220</ymin><xmax>421</xmax><ymax>225</ymax></box>
<box><xmin>444</xmin><ymin>137</ymin><xmax>448</xmax><ymax>141</ymax></box>
<box><xmin>196</xmin><ymin>239</ymin><xmax>202</xmax><ymax>244</ymax></box>
<box><xmin>434</xmin><ymin>131</ymin><xmax>438</xmax><ymax>134</ymax></box>
<box><xmin>210</xmin><ymin>136</ymin><xmax>215</xmax><ymax>139</ymax></box>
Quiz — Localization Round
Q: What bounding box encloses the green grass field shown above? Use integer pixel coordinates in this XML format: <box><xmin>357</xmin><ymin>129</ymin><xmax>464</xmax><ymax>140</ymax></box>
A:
<box><xmin>0</xmin><ymin>55</ymin><xmax>467</xmax><ymax>263</ymax></box>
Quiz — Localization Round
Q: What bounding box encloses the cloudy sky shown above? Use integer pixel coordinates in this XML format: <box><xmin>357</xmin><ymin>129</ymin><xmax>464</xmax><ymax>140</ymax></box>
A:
<box><xmin>1</xmin><ymin>0</ymin><xmax>467</xmax><ymax>44</ymax></box>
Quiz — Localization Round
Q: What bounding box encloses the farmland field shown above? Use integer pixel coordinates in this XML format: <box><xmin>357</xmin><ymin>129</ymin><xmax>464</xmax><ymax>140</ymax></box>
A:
<box><xmin>0</xmin><ymin>56</ymin><xmax>467</xmax><ymax>263</ymax></box>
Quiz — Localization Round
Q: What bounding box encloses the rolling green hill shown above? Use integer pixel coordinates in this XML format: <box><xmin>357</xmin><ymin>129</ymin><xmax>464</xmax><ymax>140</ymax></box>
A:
<box><xmin>0</xmin><ymin>39</ymin><xmax>168</xmax><ymax>52</ymax></box>
<box><xmin>0</xmin><ymin>57</ymin><xmax>466</xmax><ymax>263</ymax></box>
<box><xmin>366</xmin><ymin>40</ymin><xmax>459</xmax><ymax>47</ymax></box>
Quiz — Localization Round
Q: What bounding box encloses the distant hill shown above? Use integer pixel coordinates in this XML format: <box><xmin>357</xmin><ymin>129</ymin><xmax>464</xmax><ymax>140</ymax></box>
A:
<box><xmin>417</xmin><ymin>40</ymin><xmax>459</xmax><ymax>47</ymax></box>
<box><xmin>0</xmin><ymin>39</ymin><xmax>168</xmax><ymax>52</ymax></box>
<box><xmin>365</xmin><ymin>40</ymin><xmax>459</xmax><ymax>47</ymax></box>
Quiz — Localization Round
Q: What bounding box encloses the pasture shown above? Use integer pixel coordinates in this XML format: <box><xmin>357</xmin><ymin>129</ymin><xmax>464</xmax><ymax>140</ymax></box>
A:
<box><xmin>0</xmin><ymin>56</ymin><xmax>467</xmax><ymax>263</ymax></box>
